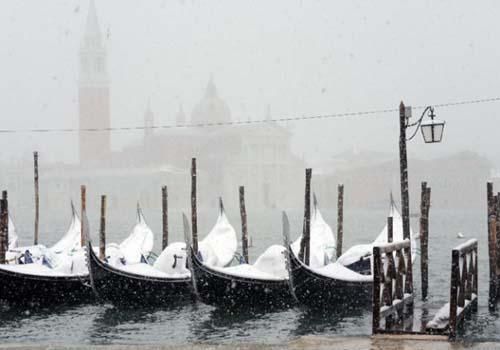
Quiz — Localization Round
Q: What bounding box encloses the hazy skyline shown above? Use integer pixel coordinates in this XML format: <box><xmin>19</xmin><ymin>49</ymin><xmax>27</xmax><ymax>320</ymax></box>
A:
<box><xmin>1</xmin><ymin>0</ymin><xmax>499</xmax><ymax>165</ymax></box>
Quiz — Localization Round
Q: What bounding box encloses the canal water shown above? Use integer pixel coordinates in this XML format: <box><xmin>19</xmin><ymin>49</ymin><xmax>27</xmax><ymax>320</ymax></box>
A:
<box><xmin>0</xmin><ymin>206</ymin><xmax>497</xmax><ymax>346</ymax></box>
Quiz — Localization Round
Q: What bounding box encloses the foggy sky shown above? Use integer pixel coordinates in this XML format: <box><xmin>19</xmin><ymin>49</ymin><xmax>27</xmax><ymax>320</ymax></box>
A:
<box><xmin>1</xmin><ymin>0</ymin><xmax>499</xmax><ymax>166</ymax></box>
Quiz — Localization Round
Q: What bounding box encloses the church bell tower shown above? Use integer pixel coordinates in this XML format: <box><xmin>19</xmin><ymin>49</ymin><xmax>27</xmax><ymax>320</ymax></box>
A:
<box><xmin>79</xmin><ymin>0</ymin><xmax>110</xmax><ymax>163</ymax></box>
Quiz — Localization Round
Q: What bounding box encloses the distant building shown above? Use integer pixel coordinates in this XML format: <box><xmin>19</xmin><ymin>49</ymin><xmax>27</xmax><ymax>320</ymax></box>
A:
<box><xmin>79</xmin><ymin>0</ymin><xmax>111</xmax><ymax>163</ymax></box>
<box><xmin>112</xmin><ymin>76</ymin><xmax>305</xmax><ymax>209</ymax></box>
<box><xmin>315</xmin><ymin>151</ymin><xmax>492</xmax><ymax>209</ymax></box>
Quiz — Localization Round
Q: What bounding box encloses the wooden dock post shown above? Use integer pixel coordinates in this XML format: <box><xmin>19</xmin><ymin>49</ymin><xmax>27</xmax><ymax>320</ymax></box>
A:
<box><xmin>191</xmin><ymin>158</ymin><xmax>198</xmax><ymax>254</ymax></box>
<box><xmin>99</xmin><ymin>195</ymin><xmax>106</xmax><ymax>260</ymax></box>
<box><xmin>420</xmin><ymin>182</ymin><xmax>431</xmax><ymax>300</ymax></box>
<box><xmin>80</xmin><ymin>185</ymin><xmax>86</xmax><ymax>247</ymax></box>
<box><xmin>372</xmin><ymin>245</ymin><xmax>382</xmax><ymax>333</ymax></box>
<box><xmin>488</xmin><ymin>196</ymin><xmax>498</xmax><ymax>307</ymax></box>
<box><xmin>33</xmin><ymin>151</ymin><xmax>40</xmax><ymax>245</ymax></box>
<box><xmin>448</xmin><ymin>248</ymin><xmax>460</xmax><ymax>340</ymax></box>
<box><xmin>337</xmin><ymin>184</ymin><xmax>344</xmax><ymax>259</ymax></box>
<box><xmin>0</xmin><ymin>191</ymin><xmax>8</xmax><ymax>264</ymax></box>
<box><xmin>2</xmin><ymin>191</ymin><xmax>7</xmax><ymax>256</ymax></box>
<box><xmin>299</xmin><ymin>168</ymin><xmax>312</xmax><ymax>265</ymax></box>
<box><xmin>239</xmin><ymin>186</ymin><xmax>249</xmax><ymax>264</ymax></box>
<box><xmin>387</xmin><ymin>216</ymin><xmax>393</xmax><ymax>243</ymax></box>
<box><xmin>162</xmin><ymin>186</ymin><xmax>169</xmax><ymax>250</ymax></box>
<box><xmin>494</xmin><ymin>192</ymin><xmax>500</xmax><ymax>274</ymax></box>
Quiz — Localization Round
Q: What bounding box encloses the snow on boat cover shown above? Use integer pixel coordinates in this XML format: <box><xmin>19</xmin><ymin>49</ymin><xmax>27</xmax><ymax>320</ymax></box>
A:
<box><xmin>210</xmin><ymin>200</ymin><xmax>336</xmax><ymax>281</ymax></box>
<box><xmin>124</xmin><ymin>200</ymin><xmax>239</xmax><ymax>279</ymax></box>
<box><xmin>309</xmin><ymin>198</ymin><xmax>416</xmax><ymax>282</ymax></box>
<box><xmin>1</xmin><ymin>204</ymin><xmax>154</xmax><ymax>277</ymax></box>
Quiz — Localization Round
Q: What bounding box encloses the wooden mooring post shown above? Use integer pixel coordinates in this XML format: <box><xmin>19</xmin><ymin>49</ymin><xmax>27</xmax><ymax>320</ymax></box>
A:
<box><xmin>487</xmin><ymin>182</ymin><xmax>499</xmax><ymax>308</ymax></box>
<box><xmin>99</xmin><ymin>195</ymin><xmax>106</xmax><ymax>260</ymax></box>
<box><xmin>420</xmin><ymin>182</ymin><xmax>431</xmax><ymax>301</ymax></box>
<box><xmin>496</xmin><ymin>194</ymin><xmax>500</xmax><ymax>284</ymax></box>
<box><xmin>191</xmin><ymin>158</ymin><xmax>198</xmax><ymax>254</ymax></box>
<box><xmin>162</xmin><ymin>186</ymin><xmax>168</xmax><ymax>250</ymax></box>
<box><xmin>0</xmin><ymin>191</ymin><xmax>8</xmax><ymax>264</ymax></box>
<box><xmin>299</xmin><ymin>168</ymin><xmax>312</xmax><ymax>265</ymax></box>
<box><xmin>34</xmin><ymin>151</ymin><xmax>40</xmax><ymax>245</ymax></box>
<box><xmin>239</xmin><ymin>186</ymin><xmax>249</xmax><ymax>264</ymax></box>
<box><xmin>80</xmin><ymin>185</ymin><xmax>86</xmax><ymax>247</ymax></box>
<box><xmin>336</xmin><ymin>184</ymin><xmax>344</xmax><ymax>259</ymax></box>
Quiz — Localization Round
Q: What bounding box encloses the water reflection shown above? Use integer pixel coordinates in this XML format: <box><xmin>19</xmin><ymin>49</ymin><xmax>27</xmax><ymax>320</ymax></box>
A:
<box><xmin>293</xmin><ymin>304</ymin><xmax>371</xmax><ymax>337</ymax></box>
<box><xmin>88</xmin><ymin>300</ymin><xmax>196</xmax><ymax>344</ymax></box>
<box><xmin>191</xmin><ymin>303</ymin><xmax>297</xmax><ymax>344</ymax></box>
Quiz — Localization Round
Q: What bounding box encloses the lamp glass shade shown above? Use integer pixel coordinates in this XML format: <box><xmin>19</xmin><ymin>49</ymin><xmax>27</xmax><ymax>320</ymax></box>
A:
<box><xmin>420</xmin><ymin>119</ymin><xmax>445</xmax><ymax>143</ymax></box>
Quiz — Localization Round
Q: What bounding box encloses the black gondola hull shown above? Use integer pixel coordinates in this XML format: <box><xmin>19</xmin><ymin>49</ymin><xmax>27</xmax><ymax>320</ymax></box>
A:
<box><xmin>0</xmin><ymin>266</ymin><xmax>92</xmax><ymax>306</ymax></box>
<box><xmin>87</xmin><ymin>242</ymin><xmax>192</xmax><ymax>305</ymax></box>
<box><xmin>288</xmin><ymin>248</ymin><xmax>372</xmax><ymax>308</ymax></box>
<box><xmin>190</xmin><ymin>250</ymin><xmax>293</xmax><ymax>309</ymax></box>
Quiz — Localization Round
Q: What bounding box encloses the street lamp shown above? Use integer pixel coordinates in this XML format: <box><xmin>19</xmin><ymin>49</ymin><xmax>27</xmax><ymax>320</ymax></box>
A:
<box><xmin>399</xmin><ymin>102</ymin><xmax>445</xmax><ymax>240</ymax></box>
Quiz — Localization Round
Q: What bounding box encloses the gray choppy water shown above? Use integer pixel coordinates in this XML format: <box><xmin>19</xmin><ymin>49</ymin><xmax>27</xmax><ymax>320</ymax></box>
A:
<box><xmin>1</xmin><ymin>206</ymin><xmax>498</xmax><ymax>345</ymax></box>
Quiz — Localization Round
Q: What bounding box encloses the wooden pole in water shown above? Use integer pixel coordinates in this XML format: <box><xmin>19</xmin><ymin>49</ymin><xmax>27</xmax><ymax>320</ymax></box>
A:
<box><xmin>162</xmin><ymin>186</ymin><xmax>169</xmax><ymax>250</ymax></box>
<box><xmin>191</xmin><ymin>158</ymin><xmax>198</xmax><ymax>254</ymax></box>
<box><xmin>449</xmin><ymin>248</ymin><xmax>460</xmax><ymax>340</ymax></box>
<box><xmin>495</xmin><ymin>192</ymin><xmax>500</xmax><ymax>271</ymax></box>
<box><xmin>239</xmin><ymin>186</ymin><xmax>249</xmax><ymax>263</ymax></box>
<box><xmin>33</xmin><ymin>151</ymin><xmax>40</xmax><ymax>245</ymax></box>
<box><xmin>487</xmin><ymin>182</ymin><xmax>498</xmax><ymax>308</ymax></box>
<box><xmin>80</xmin><ymin>185</ymin><xmax>86</xmax><ymax>247</ymax></box>
<box><xmin>399</xmin><ymin>101</ymin><xmax>411</xmax><ymax>241</ymax></box>
<box><xmin>387</xmin><ymin>216</ymin><xmax>393</xmax><ymax>243</ymax></box>
<box><xmin>372</xmin><ymin>246</ymin><xmax>382</xmax><ymax>333</ymax></box>
<box><xmin>99</xmin><ymin>195</ymin><xmax>106</xmax><ymax>260</ymax></box>
<box><xmin>2</xmin><ymin>191</ymin><xmax>7</xmax><ymax>256</ymax></box>
<box><xmin>337</xmin><ymin>184</ymin><xmax>344</xmax><ymax>259</ymax></box>
<box><xmin>299</xmin><ymin>168</ymin><xmax>312</xmax><ymax>265</ymax></box>
<box><xmin>419</xmin><ymin>182</ymin><xmax>430</xmax><ymax>300</ymax></box>
<box><xmin>0</xmin><ymin>191</ymin><xmax>8</xmax><ymax>264</ymax></box>
<box><xmin>489</xmin><ymin>214</ymin><xmax>498</xmax><ymax>308</ymax></box>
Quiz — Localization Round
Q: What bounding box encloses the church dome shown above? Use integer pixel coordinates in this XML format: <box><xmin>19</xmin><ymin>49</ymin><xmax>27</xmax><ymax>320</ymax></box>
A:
<box><xmin>191</xmin><ymin>76</ymin><xmax>231</xmax><ymax>125</ymax></box>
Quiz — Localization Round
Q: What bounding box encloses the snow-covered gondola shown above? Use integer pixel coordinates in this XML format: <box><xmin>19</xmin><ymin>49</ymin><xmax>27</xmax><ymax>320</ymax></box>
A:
<box><xmin>86</xmin><ymin>209</ymin><xmax>192</xmax><ymax>305</ymax></box>
<box><xmin>0</xmin><ymin>205</ymin><xmax>91</xmax><ymax>305</ymax></box>
<box><xmin>87</xmin><ymin>202</ymin><xmax>239</xmax><ymax>305</ymax></box>
<box><xmin>284</xmin><ymin>197</ymin><xmax>416</xmax><ymax>309</ymax></box>
<box><xmin>86</xmin><ymin>238</ymin><xmax>192</xmax><ymax>305</ymax></box>
<box><xmin>0</xmin><ymin>205</ymin><xmax>156</xmax><ymax>305</ymax></box>
<box><xmin>186</xmin><ymin>198</ymin><xmax>336</xmax><ymax>309</ymax></box>
<box><xmin>0</xmin><ymin>263</ymin><xmax>92</xmax><ymax>305</ymax></box>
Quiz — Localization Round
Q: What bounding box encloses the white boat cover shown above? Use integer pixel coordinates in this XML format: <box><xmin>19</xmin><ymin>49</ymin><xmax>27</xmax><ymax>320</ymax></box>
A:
<box><xmin>8</xmin><ymin>216</ymin><xmax>18</xmax><ymax>251</ymax></box>
<box><xmin>152</xmin><ymin>207</ymin><xmax>238</xmax><ymax>276</ymax></box>
<box><xmin>198</xmin><ymin>209</ymin><xmax>237</xmax><ymax>267</ymax></box>
<box><xmin>313</xmin><ymin>200</ymin><xmax>417</xmax><ymax>282</ymax></box>
<box><xmin>290</xmin><ymin>204</ymin><xmax>337</xmax><ymax>268</ymax></box>
<box><xmin>49</xmin><ymin>205</ymin><xmax>81</xmax><ymax>254</ymax></box>
<box><xmin>117</xmin><ymin>263</ymin><xmax>180</xmax><ymax>278</ymax></box>
<box><xmin>312</xmin><ymin>260</ymin><xmax>373</xmax><ymax>282</ymax></box>
<box><xmin>211</xmin><ymin>244</ymin><xmax>287</xmax><ymax>281</ymax></box>
<box><xmin>0</xmin><ymin>262</ymin><xmax>87</xmax><ymax>277</ymax></box>
<box><xmin>0</xmin><ymin>206</ymin><xmax>155</xmax><ymax>277</ymax></box>
<box><xmin>207</xmin><ymin>200</ymin><xmax>335</xmax><ymax>281</ymax></box>
<box><xmin>335</xmin><ymin>201</ymin><xmax>416</xmax><ymax>268</ymax></box>
<box><xmin>119</xmin><ymin>208</ymin><xmax>154</xmax><ymax>264</ymax></box>
<box><xmin>152</xmin><ymin>242</ymin><xmax>190</xmax><ymax>276</ymax></box>
<box><xmin>6</xmin><ymin>205</ymin><xmax>81</xmax><ymax>263</ymax></box>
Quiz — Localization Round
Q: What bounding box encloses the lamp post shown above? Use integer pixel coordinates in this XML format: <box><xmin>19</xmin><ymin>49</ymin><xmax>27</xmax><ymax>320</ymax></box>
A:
<box><xmin>399</xmin><ymin>101</ymin><xmax>445</xmax><ymax>240</ymax></box>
